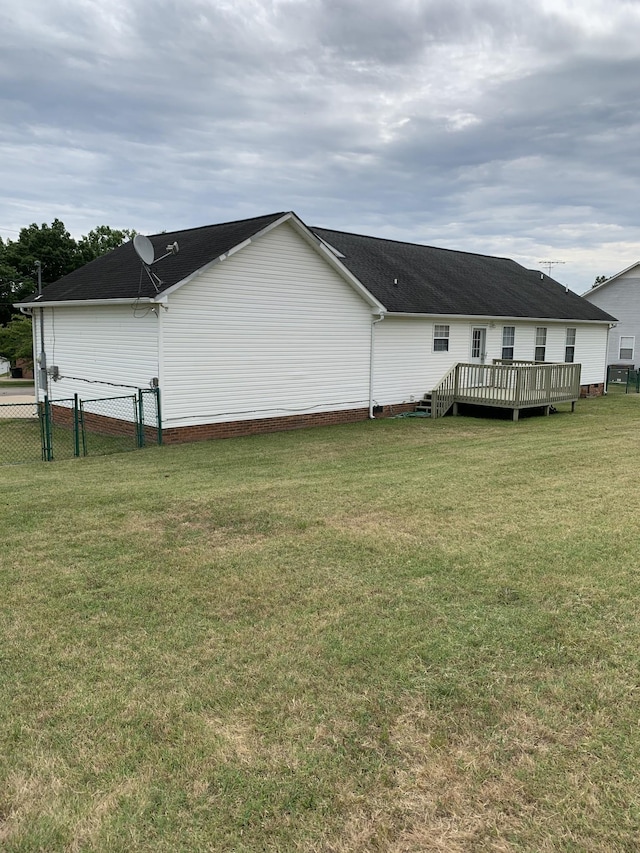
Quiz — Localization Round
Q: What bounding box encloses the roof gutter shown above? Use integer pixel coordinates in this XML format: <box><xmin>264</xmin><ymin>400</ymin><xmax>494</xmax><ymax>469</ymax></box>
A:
<box><xmin>387</xmin><ymin>311</ymin><xmax>614</xmax><ymax>325</ymax></box>
<box><xmin>17</xmin><ymin>297</ymin><xmax>157</xmax><ymax>309</ymax></box>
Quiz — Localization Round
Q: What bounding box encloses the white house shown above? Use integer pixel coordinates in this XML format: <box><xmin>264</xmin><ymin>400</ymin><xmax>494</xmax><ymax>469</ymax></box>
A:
<box><xmin>18</xmin><ymin>212</ymin><xmax>615</xmax><ymax>441</ymax></box>
<box><xmin>583</xmin><ymin>264</ymin><xmax>638</xmax><ymax>369</ymax></box>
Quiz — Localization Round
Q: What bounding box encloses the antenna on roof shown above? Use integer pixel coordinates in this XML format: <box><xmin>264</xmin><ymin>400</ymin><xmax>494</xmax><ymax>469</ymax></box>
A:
<box><xmin>539</xmin><ymin>259</ymin><xmax>565</xmax><ymax>277</ymax></box>
<box><xmin>132</xmin><ymin>235</ymin><xmax>179</xmax><ymax>292</ymax></box>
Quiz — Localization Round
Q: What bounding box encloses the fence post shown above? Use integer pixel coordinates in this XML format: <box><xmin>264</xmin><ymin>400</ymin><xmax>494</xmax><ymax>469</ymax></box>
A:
<box><xmin>156</xmin><ymin>387</ymin><xmax>162</xmax><ymax>445</ymax></box>
<box><xmin>73</xmin><ymin>393</ymin><xmax>80</xmax><ymax>457</ymax></box>
<box><xmin>137</xmin><ymin>390</ymin><xmax>145</xmax><ymax>448</ymax></box>
<box><xmin>79</xmin><ymin>402</ymin><xmax>87</xmax><ymax>456</ymax></box>
<box><xmin>39</xmin><ymin>401</ymin><xmax>46</xmax><ymax>462</ymax></box>
<box><xmin>42</xmin><ymin>395</ymin><xmax>53</xmax><ymax>461</ymax></box>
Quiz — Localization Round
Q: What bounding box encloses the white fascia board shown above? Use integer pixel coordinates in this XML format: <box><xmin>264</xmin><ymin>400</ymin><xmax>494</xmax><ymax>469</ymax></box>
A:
<box><xmin>17</xmin><ymin>297</ymin><xmax>155</xmax><ymax>308</ymax></box>
<box><xmin>157</xmin><ymin>213</ymin><xmax>297</xmax><ymax>300</ymax></box>
<box><xmin>284</xmin><ymin>213</ymin><xmax>386</xmax><ymax>313</ymax></box>
<box><xmin>389</xmin><ymin>312</ymin><xmax>613</xmax><ymax>325</ymax></box>
<box><xmin>581</xmin><ymin>261</ymin><xmax>640</xmax><ymax>296</ymax></box>
<box><xmin>156</xmin><ymin>211</ymin><xmax>387</xmax><ymax>314</ymax></box>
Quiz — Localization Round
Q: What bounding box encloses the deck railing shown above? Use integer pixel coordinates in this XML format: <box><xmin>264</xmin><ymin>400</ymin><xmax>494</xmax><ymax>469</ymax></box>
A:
<box><xmin>430</xmin><ymin>363</ymin><xmax>458</xmax><ymax>418</ymax></box>
<box><xmin>430</xmin><ymin>361</ymin><xmax>582</xmax><ymax>418</ymax></box>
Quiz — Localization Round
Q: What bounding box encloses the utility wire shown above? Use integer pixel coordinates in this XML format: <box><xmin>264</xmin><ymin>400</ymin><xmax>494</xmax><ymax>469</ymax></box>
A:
<box><xmin>55</xmin><ymin>374</ymin><xmax>142</xmax><ymax>390</ymax></box>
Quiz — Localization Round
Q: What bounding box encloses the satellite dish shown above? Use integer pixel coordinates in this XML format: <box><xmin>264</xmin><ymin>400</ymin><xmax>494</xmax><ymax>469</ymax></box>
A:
<box><xmin>133</xmin><ymin>234</ymin><xmax>155</xmax><ymax>266</ymax></box>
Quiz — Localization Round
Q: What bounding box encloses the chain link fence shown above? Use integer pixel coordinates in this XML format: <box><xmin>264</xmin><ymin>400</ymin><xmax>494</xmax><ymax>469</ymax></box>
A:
<box><xmin>0</xmin><ymin>389</ymin><xmax>161</xmax><ymax>466</ymax></box>
<box><xmin>0</xmin><ymin>401</ymin><xmax>43</xmax><ymax>465</ymax></box>
<box><xmin>606</xmin><ymin>365</ymin><xmax>640</xmax><ymax>393</ymax></box>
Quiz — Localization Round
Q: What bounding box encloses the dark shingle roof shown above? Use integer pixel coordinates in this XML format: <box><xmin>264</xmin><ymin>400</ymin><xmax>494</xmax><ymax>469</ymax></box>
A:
<box><xmin>22</xmin><ymin>212</ymin><xmax>615</xmax><ymax>322</ymax></box>
<box><xmin>314</xmin><ymin>227</ymin><xmax>615</xmax><ymax>321</ymax></box>
<box><xmin>22</xmin><ymin>213</ymin><xmax>287</xmax><ymax>302</ymax></box>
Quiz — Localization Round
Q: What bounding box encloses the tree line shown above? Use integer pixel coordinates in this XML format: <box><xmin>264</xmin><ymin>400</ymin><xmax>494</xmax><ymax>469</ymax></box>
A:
<box><xmin>0</xmin><ymin>220</ymin><xmax>134</xmax><ymax>369</ymax></box>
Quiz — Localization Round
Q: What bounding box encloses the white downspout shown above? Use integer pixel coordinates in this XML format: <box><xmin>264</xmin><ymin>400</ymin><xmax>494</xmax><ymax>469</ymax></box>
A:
<box><xmin>369</xmin><ymin>313</ymin><xmax>385</xmax><ymax>418</ymax></box>
<box><xmin>157</xmin><ymin>298</ymin><xmax>166</xmax><ymax>393</ymax></box>
<box><xmin>604</xmin><ymin>323</ymin><xmax>614</xmax><ymax>393</ymax></box>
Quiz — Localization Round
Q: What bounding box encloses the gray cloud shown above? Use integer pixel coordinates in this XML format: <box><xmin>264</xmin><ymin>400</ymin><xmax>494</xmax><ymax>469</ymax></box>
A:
<box><xmin>1</xmin><ymin>0</ymin><xmax>640</xmax><ymax>290</ymax></box>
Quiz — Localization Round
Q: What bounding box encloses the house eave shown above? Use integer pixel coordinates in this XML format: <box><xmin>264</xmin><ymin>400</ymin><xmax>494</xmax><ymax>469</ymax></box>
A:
<box><xmin>387</xmin><ymin>311</ymin><xmax>614</xmax><ymax>324</ymax></box>
<box><xmin>287</xmin><ymin>215</ymin><xmax>386</xmax><ymax>312</ymax></box>
<box><xmin>582</xmin><ymin>261</ymin><xmax>640</xmax><ymax>296</ymax></box>
<box><xmin>17</xmin><ymin>297</ymin><xmax>156</xmax><ymax>309</ymax></box>
<box><xmin>156</xmin><ymin>213</ymin><xmax>297</xmax><ymax>299</ymax></box>
<box><xmin>157</xmin><ymin>212</ymin><xmax>387</xmax><ymax>313</ymax></box>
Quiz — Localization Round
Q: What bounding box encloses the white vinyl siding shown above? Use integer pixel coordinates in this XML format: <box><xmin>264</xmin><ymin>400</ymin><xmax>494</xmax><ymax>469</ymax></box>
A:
<box><xmin>374</xmin><ymin>318</ymin><xmax>475</xmax><ymax>403</ymax></box>
<box><xmin>583</xmin><ymin>267</ymin><xmax>636</xmax><ymax>366</ymax></box>
<box><xmin>519</xmin><ymin>323</ymin><xmax>605</xmax><ymax>383</ymax></box>
<box><xmin>373</xmin><ymin>318</ymin><xmax>430</xmax><ymax>405</ymax></box>
<box><xmin>161</xmin><ymin>222</ymin><xmax>372</xmax><ymax>427</ymax></box>
<box><xmin>375</xmin><ymin>318</ymin><xmax>608</xmax><ymax>401</ymax></box>
<box><xmin>35</xmin><ymin>305</ymin><xmax>159</xmax><ymax>402</ymax></box>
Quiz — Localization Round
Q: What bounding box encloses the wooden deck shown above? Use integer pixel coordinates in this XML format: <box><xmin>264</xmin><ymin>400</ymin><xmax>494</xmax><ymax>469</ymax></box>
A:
<box><xmin>430</xmin><ymin>361</ymin><xmax>581</xmax><ymax>421</ymax></box>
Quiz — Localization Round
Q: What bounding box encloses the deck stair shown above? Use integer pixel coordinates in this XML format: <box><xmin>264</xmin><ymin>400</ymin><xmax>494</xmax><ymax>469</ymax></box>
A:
<box><xmin>425</xmin><ymin>361</ymin><xmax>581</xmax><ymax>421</ymax></box>
<box><xmin>414</xmin><ymin>393</ymin><xmax>432</xmax><ymax>416</ymax></box>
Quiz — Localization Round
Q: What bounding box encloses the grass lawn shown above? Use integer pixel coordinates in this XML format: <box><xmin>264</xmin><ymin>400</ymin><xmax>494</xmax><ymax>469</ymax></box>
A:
<box><xmin>0</xmin><ymin>379</ymin><xmax>35</xmax><ymax>388</ymax></box>
<box><xmin>0</xmin><ymin>418</ymin><xmax>139</xmax><ymax>466</ymax></box>
<box><xmin>2</xmin><ymin>390</ymin><xmax>640</xmax><ymax>851</ymax></box>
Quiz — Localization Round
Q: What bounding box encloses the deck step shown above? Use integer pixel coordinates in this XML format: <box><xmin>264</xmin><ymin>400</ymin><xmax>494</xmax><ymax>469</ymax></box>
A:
<box><xmin>415</xmin><ymin>393</ymin><xmax>432</xmax><ymax>416</ymax></box>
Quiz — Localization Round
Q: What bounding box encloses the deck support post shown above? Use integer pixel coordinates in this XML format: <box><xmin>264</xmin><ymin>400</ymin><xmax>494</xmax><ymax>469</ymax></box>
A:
<box><xmin>571</xmin><ymin>400</ymin><xmax>576</xmax><ymax>412</ymax></box>
<box><xmin>513</xmin><ymin>408</ymin><xmax>519</xmax><ymax>422</ymax></box>
<box><xmin>544</xmin><ymin>405</ymin><xmax>550</xmax><ymax>416</ymax></box>
<box><xmin>452</xmin><ymin>402</ymin><xmax>458</xmax><ymax>416</ymax></box>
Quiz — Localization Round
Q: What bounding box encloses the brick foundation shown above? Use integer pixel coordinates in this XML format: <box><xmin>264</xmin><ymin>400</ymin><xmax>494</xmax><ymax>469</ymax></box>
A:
<box><xmin>580</xmin><ymin>383</ymin><xmax>605</xmax><ymax>398</ymax></box>
<box><xmin>51</xmin><ymin>404</ymin><xmax>136</xmax><ymax>437</ymax></box>
<box><xmin>50</xmin><ymin>404</ymin><xmax>158</xmax><ymax>443</ymax></box>
<box><xmin>50</xmin><ymin>400</ymin><xmax>420</xmax><ymax>446</ymax></box>
<box><xmin>162</xmin><ymin>402</ymin><xmax>418</xmax><ymax>444</ymax></box>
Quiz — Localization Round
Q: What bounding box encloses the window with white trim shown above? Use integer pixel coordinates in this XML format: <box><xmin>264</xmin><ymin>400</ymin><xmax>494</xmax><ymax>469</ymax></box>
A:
<box><xmin>619</xmin><ymin>336</ymin><xmax>635</xmax><ymax>361</ymax></box>
<box><xmin>565</xmin><ymin>328</ymin><xmax>576</xmax><ymax>363</ymax></box>
<box><xmin>433</xmin><ymin>324</ymin><xmax>450</xmax><ymax>352</ymax></box>
<box><xmin>535</xmin><ymin>327</ymin><xmax>547</xmax><ymax>362</ymax></box>
<box><xmin>502</xmin><ymin>326</ymin><xmax>515</xmax><ymax>360</ymax></box>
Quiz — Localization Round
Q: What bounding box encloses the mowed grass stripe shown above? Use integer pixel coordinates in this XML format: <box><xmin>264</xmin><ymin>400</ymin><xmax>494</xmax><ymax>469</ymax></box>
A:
<box><xmin>1</xmin><ymin>390</ymin><xmax>640</xmax><ymax>851</ymax></box>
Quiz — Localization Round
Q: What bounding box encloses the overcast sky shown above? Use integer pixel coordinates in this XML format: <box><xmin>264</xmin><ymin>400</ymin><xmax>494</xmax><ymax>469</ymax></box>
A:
<box><xmin>1</xmin><ymin>0</ymin><xmax>639</xmax><ymax>292</ymax></box>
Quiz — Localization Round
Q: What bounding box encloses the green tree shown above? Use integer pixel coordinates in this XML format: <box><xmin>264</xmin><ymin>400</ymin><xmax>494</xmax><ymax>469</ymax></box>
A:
<box><xmin>3</xmin><ymin>219</ymin><xmax>79</xmax><ymax>286</ymax></box>
<box><xmin>77</xmin><ymin>225</ymin><xmax>136</xmax><ymax>264</ymax></box>
<box><xmin>0</xmin><ymin>220</ymin><xmax>136</xmax><ymax>324</ymax></box>
<box><xmin>0</xmin><ymin>237</ymin><xmax>34</xmax><ymax>326</ymax></box>
<box><xmin>0</xmin><ymin>315</ymin><xmax>33</xmax><ymax>367</ymax></box>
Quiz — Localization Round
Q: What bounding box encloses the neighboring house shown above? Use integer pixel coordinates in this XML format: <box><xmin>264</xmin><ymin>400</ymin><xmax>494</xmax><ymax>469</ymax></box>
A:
<box><xmin>583</xmin><ymin>264</ymin><xmax>638</xmax><ymax>368</ymax></box>
<box><xmin>18</xmin><ymin>212</ymin><xmax>614</xmax><ymax>441</ymax></box>
<box><xmin>0</xmin><ymin>357</ymin><xmax>31</xmax><ymax>378</ymax></box>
